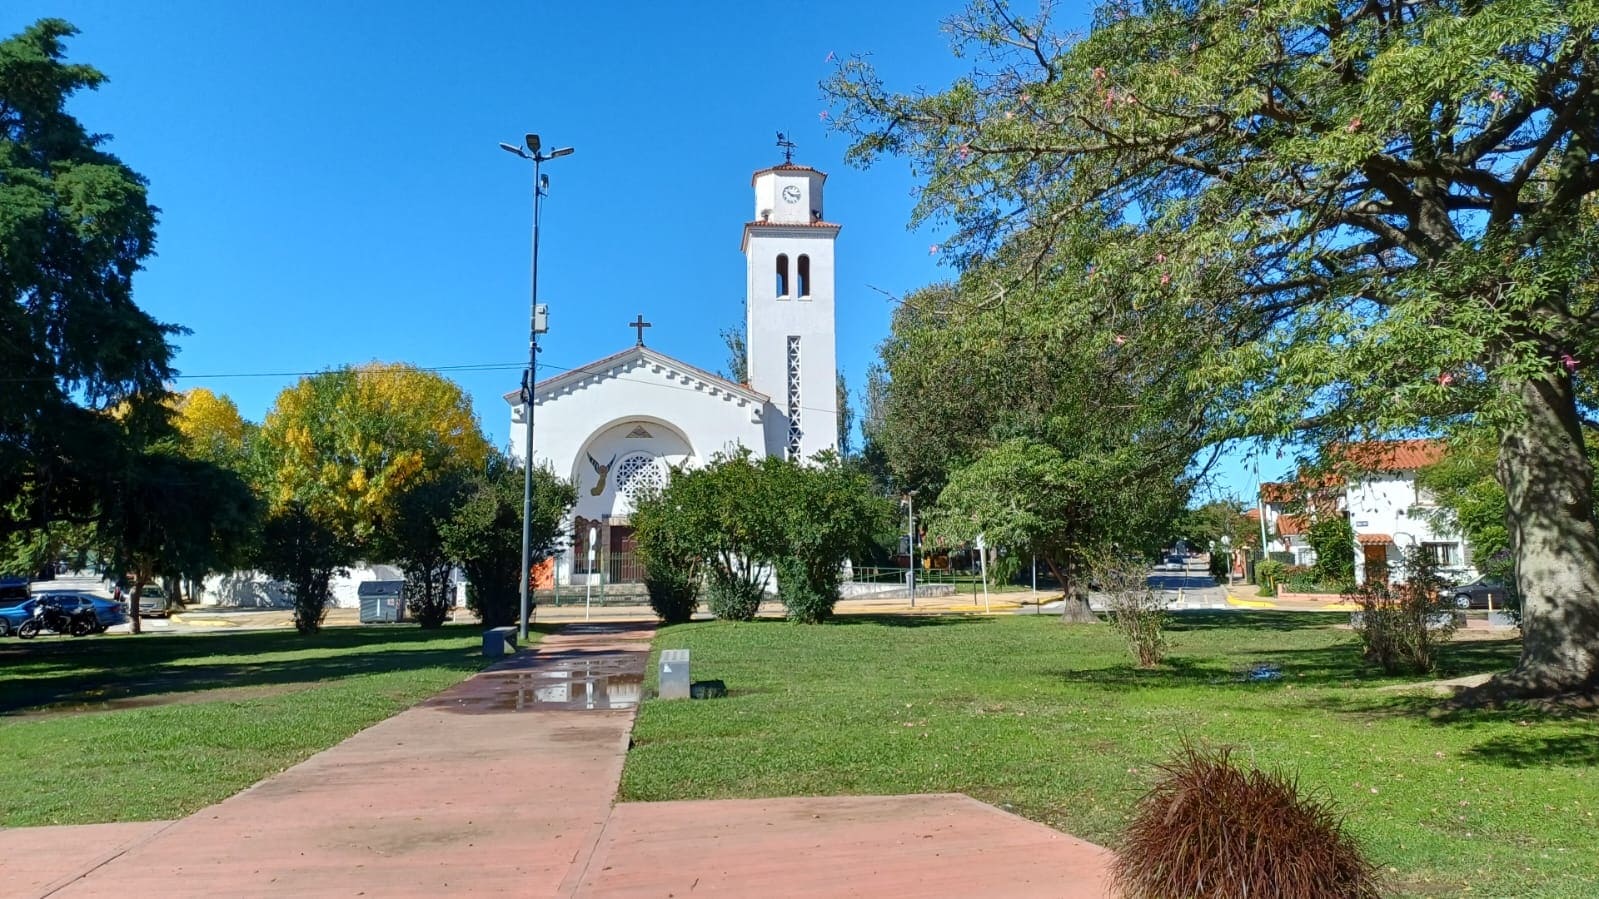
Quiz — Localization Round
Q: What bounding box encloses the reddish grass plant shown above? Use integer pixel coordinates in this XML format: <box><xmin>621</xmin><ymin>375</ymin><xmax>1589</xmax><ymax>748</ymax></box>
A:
<box><xmin>1112</xmin><ymin>743</ymin><xmax>1379</xmax><ymax>899</ymax></box>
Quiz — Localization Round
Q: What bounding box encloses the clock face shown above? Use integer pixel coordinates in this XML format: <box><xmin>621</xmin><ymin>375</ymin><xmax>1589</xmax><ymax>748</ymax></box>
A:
<box><xmin>782</xmin><ymin>185</ymin><xmax>801</xmax><ymax>203</ymax></box>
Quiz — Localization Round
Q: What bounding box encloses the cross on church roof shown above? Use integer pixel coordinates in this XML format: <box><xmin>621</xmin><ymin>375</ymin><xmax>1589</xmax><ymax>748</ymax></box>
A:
<box><xmin>776</xmin><ymin>131</ymin><xmax>796</xmax><ymax>164</ymax></box>
<box><xmin>630</xmin><ymin>314</ymin><xmax>652</xmax><ymax>346</ymax></box>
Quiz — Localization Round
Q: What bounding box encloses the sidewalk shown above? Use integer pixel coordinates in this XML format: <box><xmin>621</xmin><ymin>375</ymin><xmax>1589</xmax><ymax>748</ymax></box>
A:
<box><xmin>12</xmin><ymin>620</ymin><xmax>1115</xmax><ymax>898</ymax></box>
<box><xmin>28</xmin><ymin>622</ymin><xmax>655</xmax><ymax>898</ymax></box>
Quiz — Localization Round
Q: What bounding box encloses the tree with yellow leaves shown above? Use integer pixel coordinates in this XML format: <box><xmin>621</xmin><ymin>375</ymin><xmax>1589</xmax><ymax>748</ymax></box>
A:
<box><xmin>169</xmin><ymin>388</ymin><xmax>255</xmax><ymax>472</ymax></box>
<box><xmin>254</xmin><ymin>363</ymin><xmax>491</xmax><ymax>631</ymax></box>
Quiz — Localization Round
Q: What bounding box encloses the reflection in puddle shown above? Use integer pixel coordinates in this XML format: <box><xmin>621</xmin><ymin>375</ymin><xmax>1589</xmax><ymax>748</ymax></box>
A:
<box><xmin>425</xmin><ymin>656</ymin><xmax>645</xmax><ymax>713</ymax></box>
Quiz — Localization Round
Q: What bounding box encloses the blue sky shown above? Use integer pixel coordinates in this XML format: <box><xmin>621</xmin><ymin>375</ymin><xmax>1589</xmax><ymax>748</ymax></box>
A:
<box><xmin>6</xmin><ymin>1</ymin><xmax>1277</xmax><ymax>501</ymax></box>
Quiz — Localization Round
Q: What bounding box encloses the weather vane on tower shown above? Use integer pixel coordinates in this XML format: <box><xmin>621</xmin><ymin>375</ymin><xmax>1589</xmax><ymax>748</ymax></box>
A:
<box><xmin>776</xmin><ymin>131</ymin><xmax>796</xmax><ymax>164</ymax></box>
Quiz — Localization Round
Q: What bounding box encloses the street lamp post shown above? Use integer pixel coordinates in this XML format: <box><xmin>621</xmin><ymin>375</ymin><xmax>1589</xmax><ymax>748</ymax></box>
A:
<box><xmin>502</xmin><ymin>133</ymin><xmax>574</xmax><ymax>644</ymax></box>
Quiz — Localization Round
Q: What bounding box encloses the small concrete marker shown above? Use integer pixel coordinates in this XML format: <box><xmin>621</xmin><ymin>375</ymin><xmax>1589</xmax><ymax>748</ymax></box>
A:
<box><xmin>659</xmin><ymin>648</ymin><xmax>690</xmax><ymax>699</ymax></box>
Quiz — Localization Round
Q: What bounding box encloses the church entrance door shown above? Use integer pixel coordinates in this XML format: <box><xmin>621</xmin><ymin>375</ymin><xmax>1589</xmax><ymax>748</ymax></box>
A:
<box><xmin>608</xmin><ymin>525</ymin><xmax>644</xmax><ymax>584</ymax></box>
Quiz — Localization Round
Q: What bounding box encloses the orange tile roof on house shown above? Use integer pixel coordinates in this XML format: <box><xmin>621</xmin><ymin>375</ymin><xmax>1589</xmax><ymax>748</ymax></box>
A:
<box><xmin>1260</xmin><ymin>482</ymin><xmax>1297</xmax><ymax>503</ymax></box>
<box><xmin>1276</xmin><ymin>515</ymin><xmax>1308</xmax><ymax>537</ymax></box>
<box><xmin>1356</xmin><ymin>533</ymin><xmax>1393</xmax><ymax>545</ymax></box>
<box><xmin>1334</xmin><ymin>439</ymin><xmax>1445</xmax><ymax>472</ymax></box>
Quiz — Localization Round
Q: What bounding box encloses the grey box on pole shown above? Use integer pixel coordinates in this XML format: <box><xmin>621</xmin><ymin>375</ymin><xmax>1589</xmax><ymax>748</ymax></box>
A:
<box><xmin>659</xmin><ymin>648</ymin><xmax>690</xmax><ymax>699</ymax></box>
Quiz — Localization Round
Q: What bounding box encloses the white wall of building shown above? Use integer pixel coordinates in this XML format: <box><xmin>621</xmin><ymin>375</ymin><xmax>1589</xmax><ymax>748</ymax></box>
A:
<box><xmin>1346</xmin><ymin>474</ymin><xmax>1473</xmax><ymax>584</ymax></box>
<box><xmin>745</xmin><ymin>167</ymin><xmax>840</xmax><ymax>462</ymax></box>
<box><xmin>199</xmin><ymin>563</ymin><xmax>450</xmax><ymax>610</ymax></box>
<box><xmin>508</xmin><ymin>351</ymin><xmax>767</xmax><ymax>475</ymax></box>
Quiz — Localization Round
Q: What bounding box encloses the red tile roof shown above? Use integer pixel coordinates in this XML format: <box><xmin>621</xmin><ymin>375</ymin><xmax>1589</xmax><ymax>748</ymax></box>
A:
<box><xmin>1260</xmin><ymin>482</ymin><xmax>1297</xmax><ymax>503</ymax></box>
<box><xmin>1334</xmin><ymin>439</ymin><xmax>1445</xmax><ymax>472</ymax></box>
<box><xmin>1356</xmin><ymin>533</ymin><xmax>1393</xmax><ymax>545</ymax></box>
<box><xmin>1276</xmin><ymin>514</ymin><xmax>1308</xmax><ymax>537</ymax></box>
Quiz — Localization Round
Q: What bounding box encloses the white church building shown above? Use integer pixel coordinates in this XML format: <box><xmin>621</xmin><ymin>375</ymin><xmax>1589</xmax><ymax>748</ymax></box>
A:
<box><xmin>505</xmin><ymin>156</ymin><xmax>841</xmax><ymax>588</ymax></box>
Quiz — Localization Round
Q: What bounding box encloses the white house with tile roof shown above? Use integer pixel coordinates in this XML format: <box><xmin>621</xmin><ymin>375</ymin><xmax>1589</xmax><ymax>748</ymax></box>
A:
<box><xmin>1257</xmin><ymin>440</ymin><xmax>1476</xmax><ymax>586</ymax></box>
<box><xmin>505</xmin><ymin>156</ymin><xmax>841</xmax><ymax>586</ymax></box>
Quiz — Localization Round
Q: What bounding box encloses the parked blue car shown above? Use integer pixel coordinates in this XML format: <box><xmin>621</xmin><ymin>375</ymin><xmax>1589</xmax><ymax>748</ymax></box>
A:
<box><xmin>0</xmin><ymin>592</ymin><xmax>127</xmax><ymax>637</ymax></box>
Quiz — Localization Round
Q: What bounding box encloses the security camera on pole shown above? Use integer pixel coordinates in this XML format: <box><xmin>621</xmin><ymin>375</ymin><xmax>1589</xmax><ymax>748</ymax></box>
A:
<box><xmin>501</xmin><ymin>132</ymin><xmax>574</xmax><ymax>643</ymax></box>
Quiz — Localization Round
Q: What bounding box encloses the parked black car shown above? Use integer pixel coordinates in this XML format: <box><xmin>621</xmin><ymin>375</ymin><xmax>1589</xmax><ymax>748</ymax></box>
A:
<box><xmin>1451</xmin><ymin>576</ymin><xmax>1516</xmax><ymax>609</ymax></box>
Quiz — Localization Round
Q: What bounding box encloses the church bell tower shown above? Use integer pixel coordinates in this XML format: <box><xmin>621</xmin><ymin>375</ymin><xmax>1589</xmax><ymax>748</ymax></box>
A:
<box><xmin>742</xmin><ymin>138</ymin><xmax>841</xmax><ymax>461</ymax></box>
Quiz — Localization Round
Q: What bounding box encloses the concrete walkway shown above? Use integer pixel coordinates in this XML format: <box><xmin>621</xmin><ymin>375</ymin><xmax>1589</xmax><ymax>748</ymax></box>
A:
<box><xmin>9</xmin><ymin>621</ymin><xmax>1114</xmax><ymax>898</ymax></box>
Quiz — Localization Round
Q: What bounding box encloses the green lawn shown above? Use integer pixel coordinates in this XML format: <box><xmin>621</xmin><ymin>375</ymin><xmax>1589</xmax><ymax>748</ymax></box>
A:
<box><xmin>622</xmin><ymin>613</ymin><xmax>1599</xmax><ymax>899</ymax></box>
<box><xmin>0</xmin><ymin>624</ymin><xmax>504</xmax><ymax>826</ymax></box>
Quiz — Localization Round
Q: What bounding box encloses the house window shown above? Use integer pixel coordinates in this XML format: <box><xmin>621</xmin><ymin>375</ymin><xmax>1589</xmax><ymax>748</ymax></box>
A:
<box><xmin>797</xmin><ymin>254</ymin><xmax>811</xmax><ymax>297</ymax></box>
<box><xmin>776</xmin><ymin>254</ymin><xmax>790</xmax><ymax>298</ymax></box>
<box><xmin>1422</xmin><ymin>542</ymin><xmax>1459</xmax><ymax>567</ymax></box>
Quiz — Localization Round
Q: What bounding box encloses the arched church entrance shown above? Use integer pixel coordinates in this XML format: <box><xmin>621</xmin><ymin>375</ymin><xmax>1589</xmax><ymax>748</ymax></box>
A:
<box><xmin>568</xmin><ymin>417</ymin><xmax>694</xmax><ymax>586</ymax></box>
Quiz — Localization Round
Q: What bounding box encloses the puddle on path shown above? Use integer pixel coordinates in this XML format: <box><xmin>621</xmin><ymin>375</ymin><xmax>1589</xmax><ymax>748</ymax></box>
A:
<box><xmin>423</xmin><ymin>654</ymin><xmax>645</xmax><ymax>713</ymax></box>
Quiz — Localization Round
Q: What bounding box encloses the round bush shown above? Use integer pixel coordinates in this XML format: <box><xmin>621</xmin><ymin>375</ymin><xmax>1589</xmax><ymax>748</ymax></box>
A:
<box><xmin>775</xmin><ymin>556</ymin><xmax>840</xmax><ymax>624</ymax></box>
<box><xmin>645</xmin><ymin>569</ymin><xmax>700</xmax><ymax>624</ymax></box>
<box><xmin>705</xmin><ymin>570</ymin><xmax>763</xmax><ymax>621</ymax></box>
<box><xmin>1113</xmin><ymin>743</ymin><xmax>1378</xmax><ymax>899</ymax></box>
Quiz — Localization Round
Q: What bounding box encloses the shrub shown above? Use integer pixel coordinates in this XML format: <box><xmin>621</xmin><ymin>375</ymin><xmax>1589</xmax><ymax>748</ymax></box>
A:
<box><xmin>1208</xmin><ymin>551</ymin><xmax>1228</xmax><ymax>582</ymax></box>
<box><xmin>705</xmin><ymin>568</ymin><xmax>764</xmax><ymax>621</ymax></box>
<box><xmin>1113</xmin><ymin>743</ymin><xmax>1379</xmax><ymax>899</ymax></box>
<box><xmin>1254</xmin><ymin>559</ymin><xmax>1288</xmax><ymax>596</ymax></box>
<box><xmin>255</xmin><ymin>504</ymin><xmax>345</xmax><ymax>635</ymax></box>
<box><xmin>775</xmin><ymin>555</ymin><xmax>841</xmax><ymax>624</ymax></box>
<box><xmin>1094</xmin><ymin>554</ymin><xmax>1168</xmax><ymax>667</ymax></box>
<box><xmin>1346</xmin><ymin>547</ymin><xmax>1456</xmax><ymax>674</ymax></box>
<box><xmin>1307</xmin><ymin>515</ymin><xmax>1356</xmax><ymax>585</ymax></box>
<box><xmin>403</xmin><ymin>570</ymin><xmax>454</xmax><ymax>628</ymax></box>
<box><xmin>644</xmin><ymin>568</ymin><xmax>700</xmax><ymax>624</ymax></box>
<box><xmin>632</xmin><ymin>484</ymin><xmax>703</xmax><ymax>625</ymax></box>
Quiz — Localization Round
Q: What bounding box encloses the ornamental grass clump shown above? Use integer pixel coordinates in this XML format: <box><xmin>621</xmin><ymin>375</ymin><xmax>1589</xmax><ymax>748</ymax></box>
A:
<box><xmin>1113</xmin><ymin>743</ymin><xmax>1379</xmax><ymax>899</ymax></box>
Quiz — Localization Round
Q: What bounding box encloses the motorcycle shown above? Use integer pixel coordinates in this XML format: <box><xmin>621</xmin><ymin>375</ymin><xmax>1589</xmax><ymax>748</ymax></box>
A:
<box><xmin>18</xmin><ymin>601</ymin><xmax>98</xmax><ymax>638</ymax></box>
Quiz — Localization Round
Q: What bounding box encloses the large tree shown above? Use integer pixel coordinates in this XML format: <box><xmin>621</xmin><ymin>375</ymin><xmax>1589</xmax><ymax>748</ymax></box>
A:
<box><xmin>439</xmin><ymin>451</ymin><xmax>574</xmax><ymax>628</ymax></box>
<box><xmin>1</xmin><ymin>19</ymin><xmax>177</xmax><ymax>542</ymax></box>
<box><xmin>254</xmin><ymin>363</ymin><xmax>490</xmax><ymax>630</ymax></box>
<box><xmin>830</xmin><ymin>0</ymin><xmax>1599</xmax><ymax>696</ymax></box>
<box><xmin>255</xmin><ymin>363</ymin><xmax>490</xmax><ymax>550</ymax></box>
<box><xmin>879</xmin><ymin>260</ymin><xmax>1204</xmax><ymax>619</ymax></box>
<box><xmin>107</xmin><ymin>445</ymin><xmax>257</xmax><ymax>634</ymax></box>
<box><xmin>171</xmin><ymin>388</ymin><xmax>255</xmax><ymax>472</ymax></box>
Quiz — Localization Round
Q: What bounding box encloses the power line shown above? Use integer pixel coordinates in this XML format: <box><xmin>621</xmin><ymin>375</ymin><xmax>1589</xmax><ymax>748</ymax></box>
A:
<box><xmin>5</xmin><ymin>355</ymin><xmax>849</xmax><ymax>417</ymax></box>
<box><xmin>0</xmin><ymin>360</ymin><xmax>531</xmax><ymax>384</ymax></box>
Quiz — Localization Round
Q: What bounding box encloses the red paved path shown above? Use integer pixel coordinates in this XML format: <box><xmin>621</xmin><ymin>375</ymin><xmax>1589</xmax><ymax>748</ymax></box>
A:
<box><xmin>5</xmin><ymin>621</ymin><xmax>1114</xmax><ymax>898</ymax></box>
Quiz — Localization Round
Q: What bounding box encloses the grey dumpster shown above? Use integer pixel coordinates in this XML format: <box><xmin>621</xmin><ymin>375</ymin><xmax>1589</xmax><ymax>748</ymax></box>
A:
<box><xmin>358</xmin><ymin>580</ymin><xmax>406</xmax><ymax>623</ymax></box>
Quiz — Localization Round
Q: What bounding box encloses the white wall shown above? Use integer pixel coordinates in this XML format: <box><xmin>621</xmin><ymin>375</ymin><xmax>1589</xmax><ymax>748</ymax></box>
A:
<box><xmin>200</xmin><ymin>564</ymin><xmax>435</xmax><ymax>610</ymax></box>
<box><xmin>744</xmin><ymin>230</ymin><xmax>839</xmax><ymax>461</ymax></box>
<box><xmin>1346</xmin><ymin>473</ymin><xmax>1473</xmax><ymax>583</ymax></box>
<box><xmin>509</xmin><ymin>353</ymin><xmax>767</xmax><ymax>476</ymax></box>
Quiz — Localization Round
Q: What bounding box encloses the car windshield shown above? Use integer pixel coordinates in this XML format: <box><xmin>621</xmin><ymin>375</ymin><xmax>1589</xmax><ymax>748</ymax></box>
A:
<box><xmin>140</xmin><ymin>586</ymin><xmax>167</xmax><ymax>599</ymax></box>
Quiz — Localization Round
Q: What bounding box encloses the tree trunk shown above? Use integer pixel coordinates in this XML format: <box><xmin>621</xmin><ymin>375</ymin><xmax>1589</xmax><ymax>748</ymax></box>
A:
<box><xmin>1046</xmin><ymin>555</ymin><xmax>1099</xmax><ymax>623</ymax></box>
<box><xmin>1490</xmin><ymin>373</ymin><xmax>1599</xmax><ymax>696</ymax></box>
<box><xmin>128</xmin><ymin>576</ymin><xmax>145</xmax><ymax>636</ymax></box>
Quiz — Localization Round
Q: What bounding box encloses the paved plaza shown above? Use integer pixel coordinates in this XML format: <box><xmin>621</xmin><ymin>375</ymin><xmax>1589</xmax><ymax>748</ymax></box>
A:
<box><xmin>5</xmin><ymin>621</ymin><xmax>1114</xmax><ymax>898</ymax></box>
